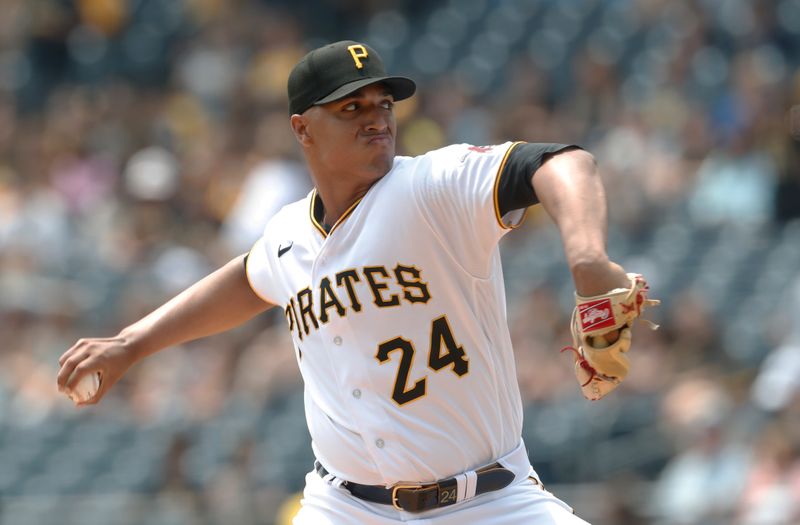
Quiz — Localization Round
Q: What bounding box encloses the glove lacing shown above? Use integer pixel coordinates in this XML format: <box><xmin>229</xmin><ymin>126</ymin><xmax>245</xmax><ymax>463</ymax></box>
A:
<box><xmin>560</xmin><ymin>344</ymin><xmax>596</xmax><ymax>387</ymax></box>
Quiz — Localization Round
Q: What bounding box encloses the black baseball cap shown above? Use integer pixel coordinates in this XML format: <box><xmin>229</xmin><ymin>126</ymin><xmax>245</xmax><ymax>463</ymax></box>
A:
<box><xmin>288</xmin><ymin>40</ymin><xmax>416</xmax><ymax>115</ymax></box>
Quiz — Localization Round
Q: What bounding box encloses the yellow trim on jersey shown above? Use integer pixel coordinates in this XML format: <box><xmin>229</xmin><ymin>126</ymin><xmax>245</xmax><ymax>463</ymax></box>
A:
<box><xmin>309</xmin><ymin>189</ymin><xmax>328</xmax><ymax>237</ymax></box>
<box><xmin>330</xmin><ymin>197</ymin><xmax>363</xmax><ymax>235</ymax></box>
<box><xmin>492</xmin><ymin>141</ymin><xmax>528</xmax><ymax>230</ymax></box>
<box><xmin>309</xmin><ymin>188</ymin><xmax>364</xmax><ymax>238</ymax></box>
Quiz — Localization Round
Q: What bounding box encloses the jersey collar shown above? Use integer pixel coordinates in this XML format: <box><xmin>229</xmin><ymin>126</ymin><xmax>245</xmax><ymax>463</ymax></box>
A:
<box><xmin>309</xmin><ymin>189</ymin><xmax>364</xmax><ymax>238</ymax></box>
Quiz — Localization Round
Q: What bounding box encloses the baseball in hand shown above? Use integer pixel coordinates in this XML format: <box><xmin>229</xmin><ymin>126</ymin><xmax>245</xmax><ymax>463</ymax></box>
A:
<box><xmin>66</xmin><ymin>372</ymin><xmax>101</xmax><ymax>403</ymax></box>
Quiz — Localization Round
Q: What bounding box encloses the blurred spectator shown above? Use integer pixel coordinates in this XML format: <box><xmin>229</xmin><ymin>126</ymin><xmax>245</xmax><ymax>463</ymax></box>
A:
<box><xmin>775</xmin><ymin>100</ymin><xmax>800</xmax><ymax>221</ymax></box>
<box><xmin>751</xmin><ymin>339</ymin><xmax>800</xmax><ymax>413</ymax></box>
<box><xmin>688</xmin><ymin>130</ymin><xmax>777</xmax><ymax>226</ymax></box>
<box><xmin>651</xmin><ymin>374</ymin><xmax>751</xmax><ymax>525</ymax></box>
<box><xmin>221</xmin><ymin>112</ymin><xmax>311</xmax><ymax>254</ymax></box>
<box><xmin>752</xmin><ymin>275</ymin><xmax>800</xmax><ymax>412</ymax></box>
<box><xmin>736</xmin><ymin>417</ymin><xmax>800</xmax><ymax>525</ymax></box>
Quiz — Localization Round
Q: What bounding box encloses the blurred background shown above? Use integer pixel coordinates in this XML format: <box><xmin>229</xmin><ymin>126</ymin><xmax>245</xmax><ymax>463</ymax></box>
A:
<box><xmin>1</xmin><ymin>0</ymin><xmax>799</xmax><ymax>523</ymax></box>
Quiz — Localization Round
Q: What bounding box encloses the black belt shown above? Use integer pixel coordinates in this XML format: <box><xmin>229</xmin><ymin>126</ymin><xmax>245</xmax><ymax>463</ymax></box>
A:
<box><xmin>314</xmin><ymin>461</ymin><xmax>515</xmax><ymax>513</ymax></box>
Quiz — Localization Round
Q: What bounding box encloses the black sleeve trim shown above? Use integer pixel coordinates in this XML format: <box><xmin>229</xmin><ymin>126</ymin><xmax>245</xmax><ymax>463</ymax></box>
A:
<box><xmin>496</xmin><ymin>143</ymin><xmax>582</xmax><ymax>217</ymax></box>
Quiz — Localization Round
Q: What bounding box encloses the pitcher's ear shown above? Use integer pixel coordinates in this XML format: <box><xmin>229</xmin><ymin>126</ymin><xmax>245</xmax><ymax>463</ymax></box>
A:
<box><xmin>290</xmin><ymin>114</ymin><xmax>312</xmax><ymax>146</ymax></box>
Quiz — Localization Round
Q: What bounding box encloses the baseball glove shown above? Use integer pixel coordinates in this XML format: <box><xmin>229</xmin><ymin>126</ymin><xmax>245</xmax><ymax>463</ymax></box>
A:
<box><xmin>561</xmin><ymin>273</ymin><xmax>659</xmax><ymax>401</ymax></box>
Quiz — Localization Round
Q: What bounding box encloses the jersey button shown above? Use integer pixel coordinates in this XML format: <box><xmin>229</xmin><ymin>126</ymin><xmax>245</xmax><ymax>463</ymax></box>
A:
<box><xmin>352</xmin><ymin>389</ymin><xmax>361</xmax><ymax>399</ymax></box>
<box><xmin>375</xmin><ymin>438</ymin><xmax>385</xmax><ymax>449</ymax></box>
<box><xmin>333</xmin><ymin>336</ymin><xmax>343</xmax><ymax>346</ymax></box>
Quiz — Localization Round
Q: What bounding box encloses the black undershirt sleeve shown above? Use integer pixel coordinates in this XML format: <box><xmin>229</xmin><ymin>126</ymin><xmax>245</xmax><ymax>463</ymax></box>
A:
<box><xmin>497</xmin><ymin>143</ymin><xmax>582</xmax><ymax>217</ymax></box>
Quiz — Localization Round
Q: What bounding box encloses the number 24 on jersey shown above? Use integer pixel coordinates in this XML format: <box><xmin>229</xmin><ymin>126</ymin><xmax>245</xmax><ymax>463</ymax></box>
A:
<box><xmin>376</xmin><ymin>315</ymin><xmax>469</xmax><ymax>406</ymax></box>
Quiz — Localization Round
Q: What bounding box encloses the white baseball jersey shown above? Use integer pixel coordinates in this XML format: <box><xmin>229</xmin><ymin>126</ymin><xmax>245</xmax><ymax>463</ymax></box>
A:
<box><xmin>246</xmin><ymin>141</ymin><xmax>531</xmax><ymax>487</ymax></box>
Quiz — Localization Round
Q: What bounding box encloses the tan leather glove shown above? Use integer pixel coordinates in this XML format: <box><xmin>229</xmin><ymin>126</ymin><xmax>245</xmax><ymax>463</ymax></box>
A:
<box><xmin>562</xmin><ymin>273</ymin><xmax>660</xmax><ymax>400</ymax></box>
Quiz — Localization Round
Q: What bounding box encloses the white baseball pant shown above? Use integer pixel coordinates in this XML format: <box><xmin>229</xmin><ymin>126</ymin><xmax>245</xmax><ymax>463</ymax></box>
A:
<box><xmin>293</xmin><ymin>442</ymin><xmax>591</xmax><ymax>525</ymax></box>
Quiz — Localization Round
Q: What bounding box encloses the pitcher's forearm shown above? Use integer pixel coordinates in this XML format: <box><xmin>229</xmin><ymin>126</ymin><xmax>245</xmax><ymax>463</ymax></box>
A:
<box><xmin>119</xmin><ymin>254</ymin><xmax>274</xmax><ymax>361</ymax></box>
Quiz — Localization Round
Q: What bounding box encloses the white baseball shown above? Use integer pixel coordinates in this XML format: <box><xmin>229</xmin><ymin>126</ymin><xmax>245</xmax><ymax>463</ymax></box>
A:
<box><xmin>67</xmin><ymin>371</ymin><xmax>101</xmax><ymax>403</ymax></box>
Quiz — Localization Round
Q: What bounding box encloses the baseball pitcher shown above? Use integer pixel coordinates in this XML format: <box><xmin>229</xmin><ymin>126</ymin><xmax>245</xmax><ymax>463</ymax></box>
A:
<box><xmin>57</xmin><ymin>41</ymin><xmax>657</xmax><ymax>524</ymax></box>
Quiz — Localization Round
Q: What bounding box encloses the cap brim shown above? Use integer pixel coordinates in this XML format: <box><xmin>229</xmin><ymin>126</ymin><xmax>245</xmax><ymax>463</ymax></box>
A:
<box><xmin>314</xmin><ymin>76</ymin><xmax>416</xmax><ymax>106</ymax></box>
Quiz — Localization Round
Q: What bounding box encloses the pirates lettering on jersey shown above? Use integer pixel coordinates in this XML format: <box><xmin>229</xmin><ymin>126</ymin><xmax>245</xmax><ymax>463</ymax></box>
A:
<box><xmin>394</xmin><ymin>265</ymin><xmax>431</xmax><ymax>304</ymax></box>
<box><xmin>318</xmin><ymin>277</ymin><xmax>346</xmax><ymax>323</ymax></box>
<box><xmin>285</xmin><ymin>263</ymin><xmax>431</xmax><ymax>340</ymax></box>
<box><xmin>297</xmin><ymin>287</ymin><xmax>319</xmax><ymax>335</ymax></box>
<box><xmin>363</xmin><ymin>266</ymin><xmax>402</xmax><ymax>308</ymax></box>
<box><xmin>335</xmin><ymin>269</ymin><xmax>362</xmax><ymax>312</ymax></box>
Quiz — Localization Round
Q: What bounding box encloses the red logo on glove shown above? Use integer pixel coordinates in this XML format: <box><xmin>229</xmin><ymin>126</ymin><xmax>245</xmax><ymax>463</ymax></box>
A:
<box><xmin>579</xmin><ymin>299</ymin><xmax>616</xmax><ymax>332</ymax></box>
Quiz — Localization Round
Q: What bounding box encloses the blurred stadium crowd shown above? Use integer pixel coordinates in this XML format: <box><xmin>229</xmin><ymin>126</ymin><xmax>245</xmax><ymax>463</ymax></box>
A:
<box><xmin>1</xmin><ymin>0</ymin><xmax>799</xmax><ymax>524</ymax></box>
